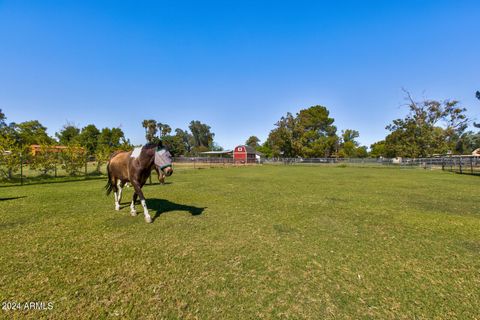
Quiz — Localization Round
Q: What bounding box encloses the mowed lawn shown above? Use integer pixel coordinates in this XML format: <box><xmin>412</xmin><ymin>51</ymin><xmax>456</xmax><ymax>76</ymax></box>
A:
<box><xmin>1</xmin><ymin>165</ymin><xmax>479</xmax><ymax>319</ymax></box>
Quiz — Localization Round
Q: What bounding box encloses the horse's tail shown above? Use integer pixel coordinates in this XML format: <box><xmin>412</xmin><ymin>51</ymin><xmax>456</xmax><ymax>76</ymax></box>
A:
<box><xmin>105</xmin><ymin>161</ymin><xmax>114</xmax><ymax>196</ymax></box>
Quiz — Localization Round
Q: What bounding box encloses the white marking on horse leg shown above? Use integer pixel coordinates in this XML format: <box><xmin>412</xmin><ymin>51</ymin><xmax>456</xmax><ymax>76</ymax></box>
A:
<box><xmin>117</xmin><ymin>185</ymin><xmax>123</xmax><ymax>208</ymax></box>
<box><xmin>114</xmin><ymin>191</ymin><xmax>120</xmax><ymax>211</ymax></box>
<box><xmin>141</xmin><ymin>199</ymin><xmax>152</xmax><ymax>223</ymax></box>
<box><xmin>130</xmin><ymin>200</ymin><xmax>137</xmax><ymax>216</ymax></box>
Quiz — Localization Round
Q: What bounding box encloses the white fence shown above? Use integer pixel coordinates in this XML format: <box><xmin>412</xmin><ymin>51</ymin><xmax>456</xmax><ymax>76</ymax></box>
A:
<box><xmin>264</xmin><ymin>156</ymin><xmax>480</xmax><ymax>175</ymax></box>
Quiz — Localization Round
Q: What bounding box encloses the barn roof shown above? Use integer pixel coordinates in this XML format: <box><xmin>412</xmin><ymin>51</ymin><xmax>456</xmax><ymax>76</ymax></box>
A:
<box><xmin>236</xmin><ymin>145</ymin><xmax>263</xmax><ymax>156</ymax></box>
<box><xmin>200</xmin><ymin>150</ymin><xmax>233</xmax><ymax>155</ymax></box>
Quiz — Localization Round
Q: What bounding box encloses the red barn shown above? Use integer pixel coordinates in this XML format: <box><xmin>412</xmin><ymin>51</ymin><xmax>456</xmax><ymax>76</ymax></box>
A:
<box><xmin>233</xmin><ymin>145</ymin><xmax>257</xmax><ymax>164</ymax></box>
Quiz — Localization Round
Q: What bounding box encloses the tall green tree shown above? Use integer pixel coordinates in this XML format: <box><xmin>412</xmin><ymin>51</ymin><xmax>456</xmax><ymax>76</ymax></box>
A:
<box><xmin>15</xmin><ymin>120</ymin><xmax>53</xmax><ymax>146</ymax></box>
<box><xmin>77</xmin><ymin>124</ymin><xmax>100</xmax><ymax>155</ymax></box>
<box><xmin>384</xmin><ymin>93</ymin><xmax>469</xmax><ymax>157</ymax></box>
<box><xmin>256</xmin><ymin>141</ymin><xmax>273</xmax><ymax>158</ymax></box>
<box><xmin>173</xmin><ymin>128</ymin><xmax>193</xmax><ymax>155</ymax></box>
<box><xmin>245</xmin><ymin>136</ymin><xmax>260</xmax><ymax>148</ymax></box>
<box><xmin>30</xmin><ymin>143</ymin><xmax>58</xmax><ymax>176</ymax></box>
<box><xmin>369</xmin><ymin>140</ymin><xmax>387</xmax><ymax>158</ymax></box>
<box><xmin>0</xmin><ymin>134</ymin><xmax>22</xmax><ymax>179</ymax></box>
<box><xmin>338</xmin><ymin>129</ymin><xmax>359</xmax><ymax>157</ymax></box>
<box><xmin>142</xmin><ymin>119</ymin><xmax>158</xmax><ymax>143</ymax></box>
<box><xmin>189</xmin><ymin>120</ymin><xmax>214</xmax><ymax>149</ymax></box>
<box><xmin>61</xmin><ymin>143</ymin><xmax>86</xmax><ymax>176</ymax></box>
<box><xmin>475</xmin><ymin>91</ymin><xmax>480</xmax><ymax>129</ymax></box>
<box><xmin>266</xmin><ymin>105</ymin><xmax>338</xmax><ymax>158</ymax></box>
<box><xmin>0</xmin><ymin>109</ymin><xmax>6</xmax><ymax>128</ymax></box>
<box><xmin>56</xmin><ymin>124</ymin><xmax>80</xmax><ymax>145</ymax></box>
<box><xmin>0</xmin><ymin>109</ymin><xmax>18</xmax><ymax>140</ymax></box>
<box><xmin>157</xmin><ymin>123</ymin><xmax>172</xmax><ymax>137</ymax></box>
<box><xmin>97</xmin><ymin>127</ymin><xmax>125</xmax><ymax>148</ymax></box>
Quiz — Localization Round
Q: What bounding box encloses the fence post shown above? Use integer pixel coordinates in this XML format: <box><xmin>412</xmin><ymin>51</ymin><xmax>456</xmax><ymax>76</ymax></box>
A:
<box><xmin>85</xmin><ymin>154</ymin><xmax>88</xmax><ymax>178</ymax></box>
<box><xmin>471</xmin><ymin>157</ymin><xmax>474</xmax><ymax>174</ymax></box>
<box><xmin>441</xmin><ymin>157</ymin><xmax>445</xmax><ymax>171</ymax></box>
<box><xmin>20</xmin><ymin>152</ymin><xmax>23</xmax><ymax>186</ymax></box>
<box><xmin>459</xmin><ymin>157</ymin><xmax>462</xmax><ymax>174</ymax></box>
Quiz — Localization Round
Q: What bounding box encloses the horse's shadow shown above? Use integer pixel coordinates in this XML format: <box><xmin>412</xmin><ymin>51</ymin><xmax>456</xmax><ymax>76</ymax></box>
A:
<box><xmin>145</xmin><ymin>198</ymin><xmax>206</xmax><ymax>221</ymax></box>
<box><xmin>0</xmin><ymin>196</ymin><xmax>26</xmax><ymax>201</ymax></box>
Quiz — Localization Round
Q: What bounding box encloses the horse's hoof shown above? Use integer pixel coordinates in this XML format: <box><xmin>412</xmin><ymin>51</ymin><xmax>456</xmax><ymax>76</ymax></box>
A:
<box><xmin>144</xmin><ymin>215</ymin><xmax>152</xmax><ymax>223</ymax></box>
<box><xmin>130</xmin><ymin>210</ymin><xmax>137</xmax><ymax>216</ymax></box>
<box><xmin>115</xmin><ymin>205</ymin><xmax>120</xmax><ymax>211</ymax></box>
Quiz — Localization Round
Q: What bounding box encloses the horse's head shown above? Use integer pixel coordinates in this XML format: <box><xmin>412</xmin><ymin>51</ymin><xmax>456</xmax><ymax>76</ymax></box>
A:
<box><xmin>154</xmin><ymin>145</ymin><xmax>173</xmax><ymax>177</ymax></box>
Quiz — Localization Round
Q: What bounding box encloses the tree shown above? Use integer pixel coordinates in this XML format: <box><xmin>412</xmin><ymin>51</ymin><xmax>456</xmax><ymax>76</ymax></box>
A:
<box><xmin>173</xmin><ymin>128</ymin><xmax>193</xmax><ymax>155</ymax></box>
<box><xmin>142</xmin><ymin>120</ymin><xmax>158</xmax><ymax>143</ymax></box>
<box><xmin>56</xmin><ymin>124</ymin><xmax>80</xmax><ymax>145</ymax></box>
<box><xmin>256</xmin><ymin>141</ymin><xmax>273</xmax><ymax>158</ymax></box>
<box><xmin>98</xmin><ymin>127</ymin><xmax>126</xmax><ymax>148</ymax></box>
<box><xmin>189</xmin><ymin>120</ymin><xmax>214</xmax><ymax>149</ymax></box>
<box><xmin>15</xmin><ymin>120</ymin><xmax>53</xmax><ymax>146</ymax></box>
<box><xmin>341</xmin><ymin>129</ymin><xmax>359</xmax><ymax>144</ymax></box>
<box><xmin>211</xmin><ymin>143</ymin><xmax>224</xmax><ymax>151</ymax></box>
<box><xmin>356</xmin><ymin>146</ymin><xmax>368</xmax><ymax>158</ymax></box>
<box><xmin>95</xmin><ymin>127</ymin><xmax>130</xmax><ymax>172</ymax></box>
<box><xmin>0</xmin><ymin>109</ymin><xmax>6</xmax><ymax>128</ymax></box>
<box><xmin>0</xmin><ymin>109</ymin><xmax>19</xmax><ymax>142</ymax></box>
<box><xmin>95</xmin><ymin>144</ymin><xmax>112</xmax><ymax>173</ymax></box>
<box><xmin>245</xmin><ymin>136</ymin><xmax>260</xmax><ymax>148</ymax></box>
<box><xmin>265</xmin><ymin>105</ymin><xmax>339</xmax><ymax>158</ymax></box>
<box><xmin>455</xmin><ymin>131</ymin><xmax>480</xmax><ymax>154</ymax></box>
<box><xmin>297</xmin><ymin>106</ymin><xmax>338</xmax><ymax>157</ymax></box>
<box><xmin>0</xmin><ymin>134</ymin><xmax>22</xmax><ymax>179</ymax></box>
<box><xmin>384</xmin><ymin>92</ymin><xmax>469</xmax><ymax>157</ymax></box>
<box><xmin>369</xmin><ymin>140</ymin><xmax>387</xmax><ymax>158</ymax></box>
<box><xmin>77</xmin><ymin>124</ymin><xmax>100</xmax><ymax>155</ymax></box>
<box><xmin>338</xmin><ymin>129</ymin><xmax>360</xmax><ymax>157</ymax></box>
<box><xmin>30</xmin><ymin>144</ymin><xmax>58</xmax><ymax>176</ymax></box>
<box><xmin>60</xmin><ymin>144</ymin><xmax>86</xmax><ymax>176</ymax></box>
<box><xmin>474</xmin><ymin>91</ymin><xmax>480</xmax><ymax>129</ymax></box>
<box><xmin>157</xmin><ymin>123</ymin><xmax>172</xmax><ymax>137</ymax></box>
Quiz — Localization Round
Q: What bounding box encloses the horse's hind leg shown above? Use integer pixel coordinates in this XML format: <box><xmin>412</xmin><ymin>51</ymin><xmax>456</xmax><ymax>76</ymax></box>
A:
<box><xmin>112</xmin><ymin>178</ymin><xmax>120</xmax><ymax>211</ymax></box>
<box><xmin>116</xmin><ymin>181</ymin><xmax>125</xmax><ymax>210</ymax></box>
<box><xmin>131</xmin><ymin>181</ymin><xmax>151</xmax><ymax>223</ymax></box>
<box><xmin>130</xmin><ymin>192</ymin><xmax>138</xmax><ymax>216</ymax></box>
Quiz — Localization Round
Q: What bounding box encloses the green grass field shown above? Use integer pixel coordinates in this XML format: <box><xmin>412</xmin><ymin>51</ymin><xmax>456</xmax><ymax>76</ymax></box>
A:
<box><xmin>1</xmin><ymin>165</ymin><xmax>479</xmax><ymax>319</ymax></box>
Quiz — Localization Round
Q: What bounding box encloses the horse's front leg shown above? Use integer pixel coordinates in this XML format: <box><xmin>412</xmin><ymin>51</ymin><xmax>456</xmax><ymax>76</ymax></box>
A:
<box><xmin>130</xmin><ymin>192</ymin><xmax>138</xmax><ymax>216</ymax></box>
<box><xmin>131</xmin><ymin>181</ymin><xmax>151</xmax><ymax>223</ymax></box>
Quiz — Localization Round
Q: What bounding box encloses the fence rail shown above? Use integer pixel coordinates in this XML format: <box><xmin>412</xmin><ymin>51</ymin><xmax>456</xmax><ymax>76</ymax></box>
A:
<box><xmin>265</xmin><ymin>156</ymin><xmax>480</xmax><ymax>175</ymax></box>
<box><xmin>1</xmin><ymin>153</ymin><xmax>478</xmax><ymax>186</ymax></box>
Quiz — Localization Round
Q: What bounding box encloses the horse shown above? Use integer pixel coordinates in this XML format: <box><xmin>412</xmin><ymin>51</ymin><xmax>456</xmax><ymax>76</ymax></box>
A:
<box><xmin>153</xmin><ymin>166</ymin><xmax>166</xmax><ymax>184</ymax></box>
<box><xmin>105</xmin><ymin>142</ymin><xmax>173</xmax><ymax>223</ymax></box>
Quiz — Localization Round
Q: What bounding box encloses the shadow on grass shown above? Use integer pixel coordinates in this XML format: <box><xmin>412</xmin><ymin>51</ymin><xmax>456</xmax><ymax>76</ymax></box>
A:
<box><xmin>145</xmin><ymin>198</ymin><xmax>206</xmax><ymax>221</ymax></box>
<box><xmin>0</xmin><ymin>175</ymin><xmax>106</xmax><ymax>188</ymax></box>
<box><xmin>145</xmin><ymin>181</ymin><xmax>173</xmax><ymax>186</ymax></box>
<box><xmin>0</xmin><ymin>196</ymin><xmax>26</xmax><ymax>201</ymax></box>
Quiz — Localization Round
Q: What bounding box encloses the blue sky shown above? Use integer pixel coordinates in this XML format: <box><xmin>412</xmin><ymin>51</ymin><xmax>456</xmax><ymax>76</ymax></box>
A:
<box><xmin>1</xmin><ymin>0</ymin><xmax>479</xmax><ymax>149</ymax></box>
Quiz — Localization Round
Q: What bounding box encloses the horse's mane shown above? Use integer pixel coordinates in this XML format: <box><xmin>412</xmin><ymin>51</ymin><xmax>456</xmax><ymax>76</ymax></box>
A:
<box><xmin>143</xmin><ymin>141</ymin><xmax>163</xmax><ymax>150</ymax></box>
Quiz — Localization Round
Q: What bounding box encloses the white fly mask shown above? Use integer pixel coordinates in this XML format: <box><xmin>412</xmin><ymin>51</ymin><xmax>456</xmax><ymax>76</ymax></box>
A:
<box><xmin>155</xmin><ymin>148</ymin><xmax>173</xmax><ymax>171</ymax></box>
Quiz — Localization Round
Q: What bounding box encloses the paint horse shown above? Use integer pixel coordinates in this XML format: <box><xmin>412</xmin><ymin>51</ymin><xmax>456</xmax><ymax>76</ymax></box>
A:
<box><xmin>105</xmin><ymin>142</ymin><xmax>173</xmax><ymax>223</ymax></box>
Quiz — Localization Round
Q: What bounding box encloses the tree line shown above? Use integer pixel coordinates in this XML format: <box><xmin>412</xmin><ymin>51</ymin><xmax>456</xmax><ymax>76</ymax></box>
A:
<box><xmin>0</xmin><ymin>113</ymin><xmax>133</xmax><ymax>178</ymax></box>
<box><xmin>140</xmin><ymin>119</ymin><xmax>222</xmax><ymax>156</ymax></box>
<box><xmin>0</xmin><ymin>111</ymin><xmax>221</xmax><ymax>178</ymax></box>
<box><xmin>244</xmin><ymin>91</ymin><xmax>480</xmax><ymax>159</ymax></box>
<box><xmin>1</xmin><ymin>90</ymin><xmax>479</xmax><ymax>178</ymax></box>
